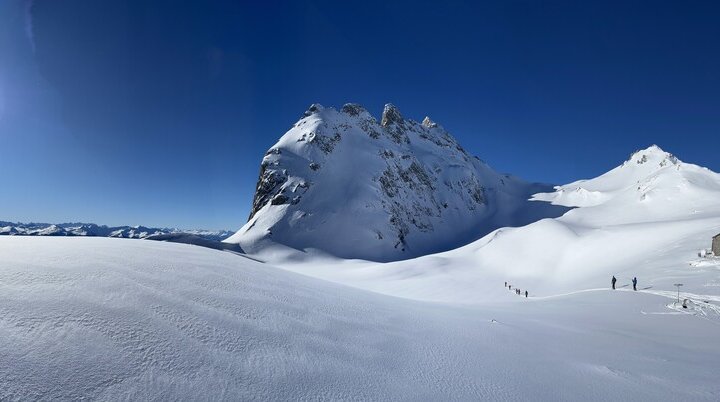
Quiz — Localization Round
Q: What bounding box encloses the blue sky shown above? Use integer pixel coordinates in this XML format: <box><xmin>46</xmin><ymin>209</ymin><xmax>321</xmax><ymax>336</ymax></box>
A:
<box><xmin>1</xmin><ymin>0</ymin><xmax>719</xmax><ymax>230</ymax></box>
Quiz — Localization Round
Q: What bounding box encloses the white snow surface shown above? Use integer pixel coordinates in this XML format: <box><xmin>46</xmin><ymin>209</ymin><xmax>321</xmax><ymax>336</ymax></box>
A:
<box><xmin>3</xmin><ymin>146</ymin><xmax>720</xmax><ymax>399</ymax></box>
<box><xmin>225</xmin><ymin>103</ymin><xmax>566</xmax><ymax>261</ymax></box>
<box><xmin>2</xmin><ymin>236</ymin><xmax>720</xmax><ymax>400</ymax></box>
<box><xmin>265</xmin><ymin>146</ymin><xmax>720</xmax><ymax>303</ymax></box>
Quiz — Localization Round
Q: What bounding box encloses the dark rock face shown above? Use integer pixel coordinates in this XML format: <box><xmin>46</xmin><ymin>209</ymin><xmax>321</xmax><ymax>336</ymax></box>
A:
<box><xmin>271</xmin><ymin>194</ymin><xmax>289</xmax><ymax>205</ymax></box>
<box><xmin>341</xmin><ymin>103</ymin><xmax>367</xmax><ymax>116</ymax></box>
<box><xmin>311</xmin><ymin>132</ymin><xmax>341</xmax><ymax>154</ymax></box>
<box><xmin>380</xmin><ymin>104</ymin><xmax>410</xmax><ymax>144</ymax></box>
<box><xmin>381</xmin><ymin>104</ymin><xmax>403</xmax><ymax>127</ymax></box>
<box><xmin>248</xmin><ymin>165</ymin><xmax>287</xmax><ymax>220</ymax></box>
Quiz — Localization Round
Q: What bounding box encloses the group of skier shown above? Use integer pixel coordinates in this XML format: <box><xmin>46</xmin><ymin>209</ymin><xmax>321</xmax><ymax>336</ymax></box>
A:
<box><xmin>503</xmin><ymin>276</ymin><xmax>639</xmax><ymax>299</ymax></box>
<box><xmin>611</xmin><ymin>275</ymin><xmax>638</xmax><ymax>291</ymax></box>
<box><xmin>505</xmin><ymin>281</ymin><xmax>528</xmax><ymax>298</ymax></box>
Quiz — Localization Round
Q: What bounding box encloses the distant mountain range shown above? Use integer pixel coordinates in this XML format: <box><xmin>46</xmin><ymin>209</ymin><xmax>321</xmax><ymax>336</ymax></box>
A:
<box><xmin>0</xmin><ymin>221</ymin><xmax>233</xmax><ymax>242</ymax></box>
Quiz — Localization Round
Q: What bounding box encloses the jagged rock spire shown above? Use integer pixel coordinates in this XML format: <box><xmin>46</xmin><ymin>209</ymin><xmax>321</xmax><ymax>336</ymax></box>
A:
<box><xmin>422</xmin><ymin>116</ymin><xmax>438</xmax><ymax>128</ymax></box>
<box><xmin>381</xmin><ymin>103</ymin><xmax>403</xmax><ymax>127</ymax></box>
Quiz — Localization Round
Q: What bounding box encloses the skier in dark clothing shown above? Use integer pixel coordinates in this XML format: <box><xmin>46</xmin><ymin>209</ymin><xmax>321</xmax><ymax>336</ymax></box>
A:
<box><xmin>611</xmin><ymin>276</ymin><xmax>617</xmax><ymax>290</ymax></box>
<box><xmin>505</xmin><ymin>281</ymin><xmax>507</xmax><ymax>288</ymax></box>
<box><xmin>525</xmin><ymin>290</ymin><xmax>528</xmax><ymax>298</ymax></box>
<box><xmin>632</xmin><ymin>277</ymin><xmax>637</xmax><ymax>291</ymax></box>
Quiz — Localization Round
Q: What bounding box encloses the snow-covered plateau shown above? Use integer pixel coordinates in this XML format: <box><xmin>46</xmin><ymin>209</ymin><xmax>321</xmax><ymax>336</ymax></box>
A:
<box><xmin>2</xmin><ymin>103</ymin><xmax>720</xmax><ymax>399</ymax></box>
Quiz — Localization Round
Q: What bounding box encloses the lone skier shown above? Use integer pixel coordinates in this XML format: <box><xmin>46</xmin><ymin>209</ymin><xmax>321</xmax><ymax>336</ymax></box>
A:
<box><xmin>505</xmin><ymin>281</ymin><xmax>507</xmax><ymax>288</ymax></box>
<box><xmin>525</xmin><ymin>290</ymin><xmax>528</xmax><ymax>298</ymax></box>
<box><xmin>632</xmin><ymin>277</ymin><xmax>637</xmax><ymax>291</ymax></box>
<box><xmin>611</xmin><ymin>276</ymin><xmax>617</xmax><ymax>290</ymax></box>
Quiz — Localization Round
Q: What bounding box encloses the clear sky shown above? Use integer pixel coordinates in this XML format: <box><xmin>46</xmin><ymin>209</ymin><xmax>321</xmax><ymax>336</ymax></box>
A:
<box><xmin>1</xmin><ymin>0</ymin><xmax>719</xmax><ymax>230</ymax></box>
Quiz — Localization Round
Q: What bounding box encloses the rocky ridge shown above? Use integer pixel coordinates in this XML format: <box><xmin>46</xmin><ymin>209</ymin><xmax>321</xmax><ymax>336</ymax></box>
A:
<box><xmin>226</xmin><ymin>103</ymin><xmax>567</xmax><ymax>261</ymax></box>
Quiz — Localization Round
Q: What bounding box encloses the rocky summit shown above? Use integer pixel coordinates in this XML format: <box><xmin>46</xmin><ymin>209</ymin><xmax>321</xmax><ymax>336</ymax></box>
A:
<box><xmin>225</xmin><ymin>103</ymin><xmax>567</xmax><ymax>261</ymax></box>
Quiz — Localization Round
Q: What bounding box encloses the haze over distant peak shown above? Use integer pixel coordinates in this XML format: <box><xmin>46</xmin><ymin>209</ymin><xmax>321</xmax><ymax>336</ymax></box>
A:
<box><xmin>0</xmin><ymin>221</ymin><xmax>233</xmax><ymax>241</ymax></box>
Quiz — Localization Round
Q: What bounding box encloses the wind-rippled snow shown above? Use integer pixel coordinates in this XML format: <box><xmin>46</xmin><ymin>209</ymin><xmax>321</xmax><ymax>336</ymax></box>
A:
<box><xmin>1</xmin><ymin>237</ymin><xmax>719</xmax><ymax>400</ymax></box>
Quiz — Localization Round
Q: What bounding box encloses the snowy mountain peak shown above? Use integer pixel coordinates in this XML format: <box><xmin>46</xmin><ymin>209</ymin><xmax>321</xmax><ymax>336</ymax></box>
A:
<box><xmin>225</xmin><ymin>103</ymin><xmax>566</xmax><ymax>261</ymax></box>
<box><xmin>533</xmin><ymin>145</ymin><xmax>720</xmax><ymax>223</ymax></box>
<box><xmin>381</xmin><ymin>103</ymin><xmax>403</xmax><ymax>127</ymax></box>
<box><xmin>421</xmin><ymin>116</ymin><xmax>438</xmax><ymax>129</ymax></box>
<box><xmin>304</xmin><ymin>103</ymin><xmax>325</xmax><ymax>117</ymax></box>
<box><xmin>625</xmin><ymin>144</ymin><xmax>680</xmax><ymax>168</ymax></box>
<box><xmin>341</xmin><ymin>103</ymin><xmax>370</xmax><ymax>117</ymax></box>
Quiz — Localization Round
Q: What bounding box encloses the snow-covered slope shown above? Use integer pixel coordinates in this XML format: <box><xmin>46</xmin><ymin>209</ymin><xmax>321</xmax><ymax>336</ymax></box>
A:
<box><xmin>532</xmin><ymin>145</ymin><xmax>720</xmax><ymax>224</ymax></box>
<box><xmin>270</xmin><ymin>146</ymin><xmax>720</xmax><ymax>306</ymax></box>
<box><xmin>4</xmin><ymin>146</ymin><xmax>719</xmax><ymax>399</ymax></box>
<box><xmin>225</xmin><ymin>103</ymin><xmax>566</xmax><ymax>261</ymax></box>
<box><xmin>2</xmin><ymin>237</ymin><xmax>719</xmax><ymax>400</ymax></box>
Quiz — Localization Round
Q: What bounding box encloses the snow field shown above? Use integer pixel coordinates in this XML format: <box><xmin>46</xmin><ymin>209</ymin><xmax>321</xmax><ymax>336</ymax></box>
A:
<box><xmin>1</xmin><ymin>237</ymin><xmax>720</xmax><ymax>400</ymax></box>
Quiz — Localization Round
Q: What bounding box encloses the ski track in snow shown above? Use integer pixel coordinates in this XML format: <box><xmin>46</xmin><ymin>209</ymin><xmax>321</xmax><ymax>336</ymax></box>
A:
<box><xmin>531</xmin><ymin>287</ymin><xmax>720</xmax><ymax>324</ymax></box>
